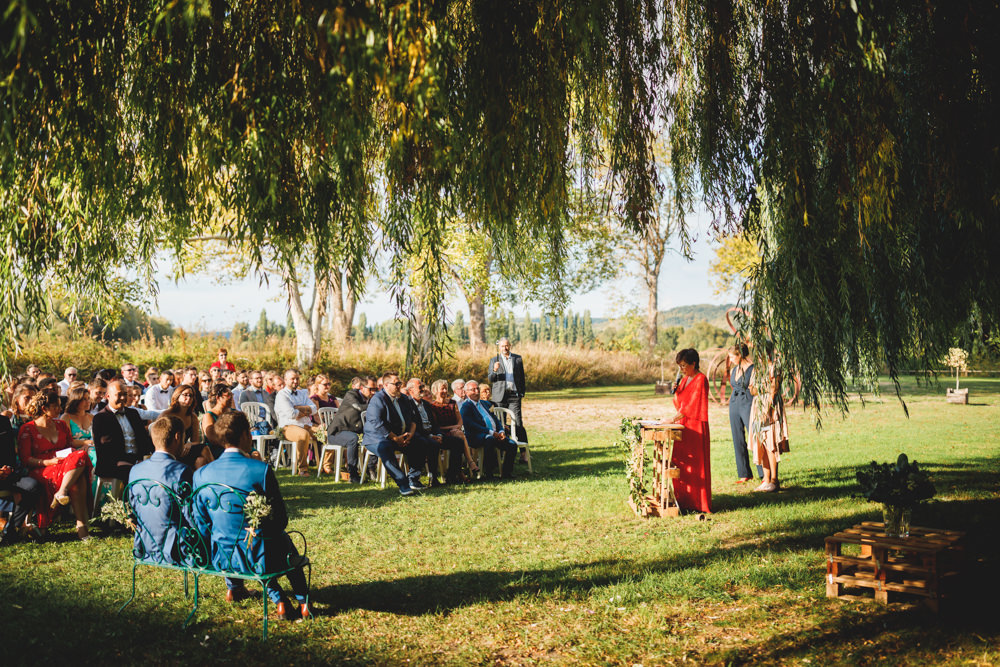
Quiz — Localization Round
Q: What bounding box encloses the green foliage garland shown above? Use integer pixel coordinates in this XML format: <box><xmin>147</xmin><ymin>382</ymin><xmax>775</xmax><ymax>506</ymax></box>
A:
<box><xmin>615</xmin><ymin>417</ymin><xmax>649</xmax><ymax>513</ymax></box>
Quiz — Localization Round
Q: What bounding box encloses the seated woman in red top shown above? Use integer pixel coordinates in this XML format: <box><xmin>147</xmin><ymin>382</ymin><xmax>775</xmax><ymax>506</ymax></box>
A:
<box><xmin>17</xmin><ymin>391</ymin><xmax>92</xmax><ymax>539</ymax></box>
<box><xmin>664</xmin><ymin>348</ymin><xmax>711</xmax><ymax>514</ymax></box>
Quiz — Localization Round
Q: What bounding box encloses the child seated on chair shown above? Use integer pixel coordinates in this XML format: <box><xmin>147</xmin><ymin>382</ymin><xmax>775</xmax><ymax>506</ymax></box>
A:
<box><xmin>192</xmin><ymin>411</ymin><xmax>311</xmax><ymax>620</ymax></box>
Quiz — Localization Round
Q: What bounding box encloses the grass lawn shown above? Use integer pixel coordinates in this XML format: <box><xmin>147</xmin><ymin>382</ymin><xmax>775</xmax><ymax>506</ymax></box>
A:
<box><xmin>2</xmin><ymin>377</ymin><xmax>998</xmax><ymax>665</ymax></box>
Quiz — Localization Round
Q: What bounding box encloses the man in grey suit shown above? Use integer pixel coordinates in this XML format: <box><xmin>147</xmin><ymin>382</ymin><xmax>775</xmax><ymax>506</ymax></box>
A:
<box><xmin>487</xmin><ymin>338</ymin><xmax>528</xmax><ymax>452</ymax></box>
<box><xmin>238</xmin><ymin>370</ymin><xmax>276</xmax><ymax>428</ymax></box>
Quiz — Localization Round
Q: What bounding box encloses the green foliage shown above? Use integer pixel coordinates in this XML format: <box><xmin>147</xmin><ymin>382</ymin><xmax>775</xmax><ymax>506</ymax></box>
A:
<box><xmin>668</xmin><ymin>2</ymin><xmax>1000</xmax><ymax>408</ymax></box>
<box><xmin>614</xmin><ymin>418</ymin><xmax>649</xmax><ymax>512</ymax></box>
<box><xmin>855</xmin><ymin>454</ymin><xmax>936</xmax><ymax>508</ymax></box>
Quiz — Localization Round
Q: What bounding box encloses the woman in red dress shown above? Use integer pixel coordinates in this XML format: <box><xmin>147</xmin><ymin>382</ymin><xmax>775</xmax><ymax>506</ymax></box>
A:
<box><xmin>665</xmin><ymin>348</ymin><xmax>712</xmax><ymax>513</ymax></box>
<box><xmin>17</xmin><ymin>391</ymin><xmax>92</xmax><ymax>539</ymax></box>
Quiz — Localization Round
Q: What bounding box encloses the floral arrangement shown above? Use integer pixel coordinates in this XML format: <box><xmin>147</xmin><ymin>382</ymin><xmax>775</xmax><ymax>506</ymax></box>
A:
<box><xmin>243</xmin><ymin>491</ymin><xmax>272</xmax><ymax>547</ymax></box>
<box><xmin>615</xmin><ymin>418</ymin><xmax>649</xmax><ymax>513</ymax></box>
<box><xmin>855</xmin><ymin>453</ymin><xmax>935</xmax><ymax>509</ymax></box>
<box><xmin>96</xmin><ymin>495</ymin><xmax>137</xmax><ymax>532</ymax></box>
<box><xmin>943</xmin><ymin>347</ymin><xmax>968</xmax><ymax>390</ymax></box>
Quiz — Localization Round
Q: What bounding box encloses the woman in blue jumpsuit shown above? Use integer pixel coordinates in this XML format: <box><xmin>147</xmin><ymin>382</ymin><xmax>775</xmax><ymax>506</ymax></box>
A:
<box><xmin>728</xmin><ymin>343</ymin><xmax>761</xmax><ymax>482</ymax></box>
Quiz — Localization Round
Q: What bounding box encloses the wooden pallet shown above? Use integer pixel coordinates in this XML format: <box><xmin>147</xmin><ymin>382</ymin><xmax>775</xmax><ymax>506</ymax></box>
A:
<box><xmin>825</xmin><ymin>521</ymin><xmax>965</xmax><ymax>611</ymax></box>
<box><xmin>628</xmin><ymin>424</ymin><xmax>683</xmax><ymax>518</ymax></box>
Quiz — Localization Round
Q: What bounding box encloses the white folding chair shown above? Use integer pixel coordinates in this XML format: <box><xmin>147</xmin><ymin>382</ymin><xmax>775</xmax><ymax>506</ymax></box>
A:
<box><xmin>492</xmin><ymin>405</ymin><xmax>531</xmax><ymax>474</ymax></box>
<box><xmin>240</xmin><ymin>402</ymin><xmax>282</xmax><ymax>467</ymax></box>
<box><xmin>316</xmin><ymin>407</ymin><xmax>343</xmax><ymax>481</ymax></box>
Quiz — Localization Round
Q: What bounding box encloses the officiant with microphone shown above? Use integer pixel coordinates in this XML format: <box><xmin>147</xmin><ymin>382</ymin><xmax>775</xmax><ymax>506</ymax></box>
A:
<box><xmin>487</xmin><ymin>338</ymin><xmax>529</xmax><ymax>462</ymax></box>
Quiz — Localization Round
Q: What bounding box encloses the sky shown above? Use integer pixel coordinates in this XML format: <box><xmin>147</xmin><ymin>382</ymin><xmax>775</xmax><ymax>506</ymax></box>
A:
<box><xmin>151</xmin><ymin>211</ymin><xmax>728</xmax><ymax>332</ymax></box>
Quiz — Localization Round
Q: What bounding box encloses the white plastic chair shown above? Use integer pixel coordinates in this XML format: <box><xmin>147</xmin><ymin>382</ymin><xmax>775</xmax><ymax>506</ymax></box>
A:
<box><xmin>316</xmin><ymin>407</ymin><xmax>343</xmax><ymax>481</ymax></box>
<box><xmin>492</xmin><ymin>405</ymin><xmax>531</xmax><ymax>474</ymax></box>
<box><xmin>240</xmin><ymin>402</ymin><xmax>281</xmax><ymax>466</ymax></box>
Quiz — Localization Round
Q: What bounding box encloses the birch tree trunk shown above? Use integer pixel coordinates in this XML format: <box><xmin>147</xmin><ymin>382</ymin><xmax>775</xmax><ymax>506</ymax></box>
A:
<box><xmin>328</xmin><ymin>267</ymin><xmax>357</xmax><ymax>345</ymax></box>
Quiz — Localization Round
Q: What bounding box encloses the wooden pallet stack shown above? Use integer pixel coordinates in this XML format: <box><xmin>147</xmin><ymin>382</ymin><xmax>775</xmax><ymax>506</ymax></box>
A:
<box><xmin>628</xmin><ymin>424</ymin><xmax>682</xmax><ymax>518</ymax></box>
<box><xmin>825</xmin><ymin>521</ymin><xmax>965</xmax><ymax>611</ymax></box>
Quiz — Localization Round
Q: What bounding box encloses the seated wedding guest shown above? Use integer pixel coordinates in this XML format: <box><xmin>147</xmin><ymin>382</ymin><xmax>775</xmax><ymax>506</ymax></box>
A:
<box><xmin>126</xmin><ymin>385</ymin><xmax>162</xmax><ymax>422</ymax></box>
<box><xmin>198</xmin><ymin>371</ymin><xmax>212</xmax><ymax>399</ymax></box>
<box><xmin>404</xmin><ymin>378</ymin><xmax>459</xmax><ymax>486</ymax></box>
<box><xmin>57</xmin><ymin>367</ymin><xmax>78</xmax><ymax>397</ymax></box>
<box><xmin>62</xmin><ymin>388</ymin><xmax>94</xmax><ymax>450</ymax></box>
<box><xmin>93</xmin><ymin>381</ymin><xmax>154</xmax><ymax>485</ymax></box>
<box><xmin>179</xmin><ymin>367</ymin><xmax>205</xmax><ymax>413</ymax></box>
<box><xmin>0</xmin><ymin>412</ymin><xmax>43</xmax><ymax>546</ymax></box>
<box><xmin>460</xmin><ymin>381</ymin><xmax>515</xmax><ymax>480</ymax></box>
<box><xmin>274</xmin><ymin>370</ymin><xmax>322</xmax><ymax>476</ymax></box>
<box><xmin>143</xmin><ymin>367</ymin><xmax>159</xmax><ymax>388</ymax></box>
<box><xmin>95</xmin><ymin>368</ymin><xmax>115</xmax><ymax>383</ymax></box>
<box><xmin>231</xmin><ymin>371</ymin><xmax>250</xmax><ymax>406</ymax></box>
<box><xmin>201</xmin><ymin>383</ymin><xmax>236</xmax><ymax>459</ymax></box>
<box><xmin>310</xmin><ymin>374</ymin><xmax>337</xmax><ymax>412</ymax></box>
<box><xmin>161</xmin><ymin>385</ymin><xmax>214</xmax><ymax>469</ymax></box>
<box><xmin>363</xmin><ymin>372</ymin><xmax>422</xmax><ymax>495</ymax></box>
<box><xmin>192</xmin><ymin>412</ymin><xmax>311</xmax><ymax>619</ymax></box>
<box><xmin>26</xmin><ymin>364</ymin><xmax>41</xmax><ymax>381</ymax></box>
<box><xmin>4</xmin><ymin>383</ymin><xmax>38</xmax><ymax>434</ymax></box>
<box><xmin>18</xmin><ymin>392</ymin><xmax>92</xmax><ymax>539</ymax></box>
<box><xmin>121</xmin><ymin>363</ymin><xmax>143</xmax><ymax>388</ymax></box>
<box><xmin>266</xmin><ymin>371</ymin><xmax>285</xmax><ymax>394</ymax></box>
<box><xmin>326</xmin><ymin>377</ymin><xmax>373</xmax><ymax>482</ymax></box>
<box><xmin>144</xmin><ymin>371</ymin><xmax>176</xmax><ymax>411</ymax></box>
<box><xmin>451</xmin><ymin>379</ymin><xmax>466</xmax><ymax>405</ymax></box>
<box><xmin>479</xmin><ymin>383</ymin><xmax>495</xmax><ymax>407</ymax></box>
<box><xmin>208</xmin><ymin>366</ymin><xmax>223</xmax><ymax>387</ymax></box>
<box><xmin>88</xmin><ymin>378</ymin><xmax>108</xmax><ymax>415</ymax></box>
<box><xmin>37</xmin><ymin>377</ymin><xmax>60</xmax><ymax>394</ymax></box>
<box><xmin>427</xmin><ymin>379</ymin><xmax>478</xmax><ymax>478</ymax></box>
<box><xmin>127</xmin><ymin>416</ymin><xmax>193</xmax><ymax>564</ymax></box>
<box><xmin>239</xmin><ymin>370</ymin><xmax>276</xmax><ymax>428</ymax></box>
<box><xmin>209</xmin><ymin>347</ymin><xmax>236</xmax><ymax>373</ymax></box>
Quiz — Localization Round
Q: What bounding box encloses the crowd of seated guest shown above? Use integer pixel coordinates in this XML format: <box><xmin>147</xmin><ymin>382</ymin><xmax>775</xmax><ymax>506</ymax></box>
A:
<box><xmin>0</xmin><ymin>355</ymin><xmax>526</xmax><ymax>545</ymax></box>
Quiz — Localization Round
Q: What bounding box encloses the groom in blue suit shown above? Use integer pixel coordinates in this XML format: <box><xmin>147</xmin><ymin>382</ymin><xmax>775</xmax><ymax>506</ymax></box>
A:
<box><xmin>127</xmin><ymin>416</ymin><xmax>193</xmax><ymax>565</ymax></box>
<box><xmin>192</xmin><ymin>411</ymin><xmax>311</xmax><ymax>621</ymax></box>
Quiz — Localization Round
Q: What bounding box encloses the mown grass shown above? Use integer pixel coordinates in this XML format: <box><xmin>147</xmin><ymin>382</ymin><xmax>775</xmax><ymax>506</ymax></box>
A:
<box><xmin>1</xmin><ymin>376</ymin><xmax>998</xmax><ymax>665</ymax></box>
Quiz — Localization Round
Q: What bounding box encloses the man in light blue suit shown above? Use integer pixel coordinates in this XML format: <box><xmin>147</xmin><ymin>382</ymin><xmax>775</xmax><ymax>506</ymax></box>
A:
<box><xmin>192</xmin><ymin>411</ymin><xmax>311</xmax><ymax>621</ymax></box>
<box><xmin>459</xmin><ymin>381</ymin><xmax>516</xmax><ymax>479</ymax></box>
<box><xmin>127</xmin><ymin>416</ymin><xmax>193</xmax><ymax>564</ymax></box>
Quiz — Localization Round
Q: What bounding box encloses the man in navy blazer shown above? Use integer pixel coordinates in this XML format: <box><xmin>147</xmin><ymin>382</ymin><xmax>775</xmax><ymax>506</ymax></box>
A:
<box><xmin>192</xmin><ymin>411</ymin><xmax>311</xmax><ymax>620</ymax></box>
<box><xmin>459</xmin><ymin>381</ymin><xmax>516</xmax><ymax>479</ymax></box>
<box><xmin>363</xmin><ymin>371</ymin><xmax>422</xmax><ymax>495</ymax></box>
<box><xmin>487</xmin><ymin>337</ymin><xmax>529</xmax><ymax>455</ymax></box>
<box><xmin>127</xmin><ymin>416</ymin><xmax>192</xmax><ymax>565</ymax></box>
<box><xmin>94</xmin><ymin>381</ymin><xmax>155</xmax><ymax>482</ymax></box>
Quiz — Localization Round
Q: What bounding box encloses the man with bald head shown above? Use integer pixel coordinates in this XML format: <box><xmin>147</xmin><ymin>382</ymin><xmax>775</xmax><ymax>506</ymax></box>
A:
<box><xmin>93</xmin><ymin>380</ymin><xmax>155</xmax><ymax>483</ymax></box>
<box><xmin>459</xmin><ymin>380</ymin><xmax>516</xmax><ymax>480</ymax></box>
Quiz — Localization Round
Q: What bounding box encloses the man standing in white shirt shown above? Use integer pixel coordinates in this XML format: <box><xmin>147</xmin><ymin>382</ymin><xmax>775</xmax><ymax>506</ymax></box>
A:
<box><xmin>274</xmin><ymin>369</ymin><xmax>322</xmax><ymax>476</ymax></box>
<box><xmin>144</xmin><ymin>371</ymin><xmax>176</xmax><ymax>411</ymax></box>
<box><xmin>57</xmin><ymin>367</ymin><xmax>78</xmax><ymax>396</ymax></box>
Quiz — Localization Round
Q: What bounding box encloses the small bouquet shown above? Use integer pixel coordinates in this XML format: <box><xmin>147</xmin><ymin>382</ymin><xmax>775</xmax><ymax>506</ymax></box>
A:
<box><xmin>855</xmin><ymin>453</ymin><xmax>935</xmax><ymax>508</ymax></box>
<box><xmin>243</xmin><ymin>491</ymin><xmax>272</xmax><ymax>547</ymax></box>
<box><xmin>97</xmin><ymin>495</ymin><xmax>138</xmax><ymax>532</ymax></box>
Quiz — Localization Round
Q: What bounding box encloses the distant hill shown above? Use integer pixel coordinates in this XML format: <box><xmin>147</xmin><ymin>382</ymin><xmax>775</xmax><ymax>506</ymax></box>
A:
<box><xmin>658</xmin><ymin>304</ymin><xmax>735</xmax><ymax>330</ymax></box>
<box><xmin>593</xmin><ymin>304</ymin><xmax>735</xmax><ymax>333</ymax></box>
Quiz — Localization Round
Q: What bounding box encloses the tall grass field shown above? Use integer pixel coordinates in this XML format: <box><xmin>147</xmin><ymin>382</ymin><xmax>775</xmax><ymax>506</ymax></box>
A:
<box><xmin>1</xmin><ymin>376</ymin><xmax>997</xmax><ymax>665</ymax></box>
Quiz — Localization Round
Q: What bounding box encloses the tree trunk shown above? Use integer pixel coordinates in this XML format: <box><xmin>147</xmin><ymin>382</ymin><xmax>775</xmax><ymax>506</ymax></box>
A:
<box><xmin>284</xmin><ymin>265</ymin><xmax>329</xmax><ymax>369</ymax></box>
<box><xmin>467</xmin><ymin>287</ymin><xmax>487</xmax><ymax>350</ymax></box>
<box><xmin>329</xmin><ymin>267</ymin><xmax>357</xmax><ymax>344</ymax></box>
<box><xmin>645</xmin><ymin>262</ymin><xmax>659</xmax><ymax>350</ymax></box>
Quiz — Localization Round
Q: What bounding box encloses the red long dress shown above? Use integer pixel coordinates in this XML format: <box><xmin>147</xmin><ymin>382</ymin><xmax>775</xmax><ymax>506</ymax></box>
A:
<box><xmin>17</xmin><ymin>420</ymin><xmax>90</xmax><ymax>528</ymax></box>
<box><xmin>672</xmin><ymin>372</ymin><xmax>712</xmax><ymax>513</ymax></box>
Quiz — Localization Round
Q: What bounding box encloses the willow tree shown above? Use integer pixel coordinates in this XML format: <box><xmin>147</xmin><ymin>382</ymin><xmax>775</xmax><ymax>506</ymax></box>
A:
<box><xmin>667</xmin><ymin>1</ymin><xmax>1000</xmax><ymax>407</ymax></box>
<box><xmin>1</xmin><ymin>1</ymin><xmax>663</xmax><ymax>371</ymax></box>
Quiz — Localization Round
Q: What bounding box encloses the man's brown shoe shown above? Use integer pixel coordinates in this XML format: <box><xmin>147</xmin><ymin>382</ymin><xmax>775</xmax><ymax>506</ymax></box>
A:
<box><xmin>226</xmin><ymin>586</ymin><xmax>254</xmax><ymax>603</ymax></box>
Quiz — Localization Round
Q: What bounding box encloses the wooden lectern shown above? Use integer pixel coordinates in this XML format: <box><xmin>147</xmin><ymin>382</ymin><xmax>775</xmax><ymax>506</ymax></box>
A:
<box><xmin>630</xmin><ymin>422</ymin><xmax>684</xmax><ymax>517</ymax></box>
